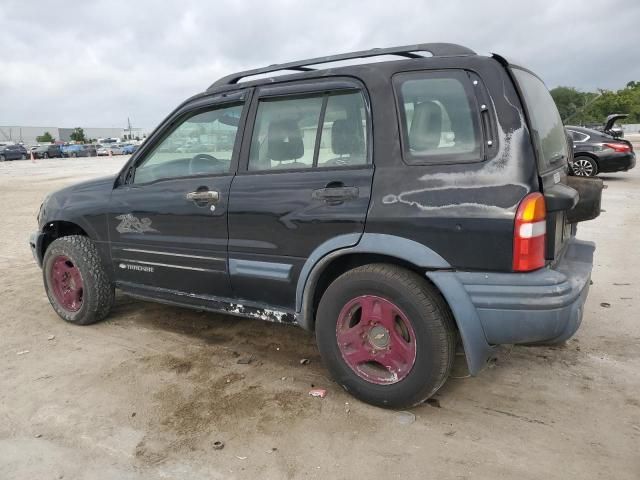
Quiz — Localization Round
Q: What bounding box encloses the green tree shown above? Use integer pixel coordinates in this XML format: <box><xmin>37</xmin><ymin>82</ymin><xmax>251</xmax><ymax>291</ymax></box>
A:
<box><xmin>36</xmin><ymin>131</ymin><xmax>55</xmax><ymax>143</ymax></box>
<box><xmin>70</xmin><ymin>127</ymin><xmax>86</xmax><ymax>143</ymax></box>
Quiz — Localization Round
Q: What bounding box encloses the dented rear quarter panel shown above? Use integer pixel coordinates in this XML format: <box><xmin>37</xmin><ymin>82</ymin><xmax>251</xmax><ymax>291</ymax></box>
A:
<box><xmin>358</xmin><ymin>56</ymin><xmax>539</xmax><ymax>271</ymax></box>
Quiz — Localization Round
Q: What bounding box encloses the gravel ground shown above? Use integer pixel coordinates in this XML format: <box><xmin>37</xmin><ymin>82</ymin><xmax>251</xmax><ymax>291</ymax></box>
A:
<box><xmin>0</xmin><ymin>149</ymin><xmax>639</xmax><ymax>480</ymax></box>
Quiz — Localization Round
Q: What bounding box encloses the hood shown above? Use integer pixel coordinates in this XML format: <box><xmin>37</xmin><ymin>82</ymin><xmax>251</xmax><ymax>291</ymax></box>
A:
<box><xmin>604</xmin><ymin>113</ymin><xmax>628</xmax><ymax>133</ymax></box>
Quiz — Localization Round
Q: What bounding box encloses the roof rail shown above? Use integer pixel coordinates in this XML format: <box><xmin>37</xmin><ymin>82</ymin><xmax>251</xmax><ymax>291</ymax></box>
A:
<box><xmin>208</xmin><ymin>42</ymin><xmax>475</xmax><ymax>89</ymax></box>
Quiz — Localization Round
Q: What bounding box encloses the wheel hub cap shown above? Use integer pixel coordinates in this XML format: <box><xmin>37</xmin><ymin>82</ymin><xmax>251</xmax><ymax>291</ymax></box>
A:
<box><xmin>573</xmin><ymin>159</ymin><xmax>593</xmax><ymax>176</ymax></box>
<box><xmin>50</xmin><ymin>255</ymin><xmax>84</xmax><ymax>312</ymax></box>
<box><xmin>336</xmin><ymin>295</ymin><xmax>417</xmax><ymax>385</ymax></box>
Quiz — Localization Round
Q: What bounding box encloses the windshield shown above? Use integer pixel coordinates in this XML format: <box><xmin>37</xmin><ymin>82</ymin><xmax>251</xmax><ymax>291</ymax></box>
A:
<box><xmin>512</xmin><ymin>68</ymin><xmax>568</xmax><ymax>172</ymax></box>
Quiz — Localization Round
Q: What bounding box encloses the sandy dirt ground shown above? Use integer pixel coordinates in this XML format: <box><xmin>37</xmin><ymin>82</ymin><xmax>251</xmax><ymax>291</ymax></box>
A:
<box><xmin>0</xmin><ymin>151</ymin><xmax>639</xmax><ymax>480</ymax></box>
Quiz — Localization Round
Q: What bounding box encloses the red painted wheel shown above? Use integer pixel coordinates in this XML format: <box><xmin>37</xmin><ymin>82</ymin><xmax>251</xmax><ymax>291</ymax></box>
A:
<box><xmin>43</xmin><ymin>236</ymin><xmax>114</xmax><ymax>325</ymax></box>
<box><xmin>49</xmin><ymin>255</ymin><xmax>84</xmax><ymax>312</ymax></box>
<box><xmin>336</xmin><ymin>295</ymin><xmax>416</xmax><ymax>385</ymax></box>
<box><xmin>316</xmin><ymin>264</ymin><xmax>456</xmax><ymax>408</ymax></box>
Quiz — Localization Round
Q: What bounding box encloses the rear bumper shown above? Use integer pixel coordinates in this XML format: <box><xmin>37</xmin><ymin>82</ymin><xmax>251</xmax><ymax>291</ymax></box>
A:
<box><xmin>457</xmin><ymin>238</ymin><xmax>594</xmax><ymax>344</ymax></box>
<box><xmin>427</xmin><ymin>238</ymin><xmax>594</xmax><ymax>374</ymax></box>
<box><xmin>599</xmin><ymin>152</ymin><xmax>635</xmax><ymax>172</ymax></box>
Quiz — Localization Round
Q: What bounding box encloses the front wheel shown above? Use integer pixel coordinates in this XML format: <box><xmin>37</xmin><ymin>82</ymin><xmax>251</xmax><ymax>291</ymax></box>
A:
<box><xmin>572</xmin><ymin>156</ymin><xmax>598</xmax><ymax>177</ymax></box>
<box><xmin>43</xmin><ymin>153</ymin><xmax>49</xmax><ymax>159</ymax></box>
<box><xmin>43</xmin><ymin>235</ymin><xmax>114</xmax><ymax>325</ymax></box>
<box><xmin>316</xmin><ymin>264</ymin><xmax>456</xmax><ymax>409</ymax></box>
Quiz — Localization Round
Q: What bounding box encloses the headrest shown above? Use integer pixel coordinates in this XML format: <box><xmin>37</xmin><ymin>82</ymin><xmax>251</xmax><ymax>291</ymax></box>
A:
<box><xmin>409</xmin><ymin>101</ymin><xmax>442</xmax><ymax>151</ymax></box>
<box><xmin>331</xmin><ymin>119</ymin><xmax>364</xmax><ymax>155</ymax></box>
<box><xmin>267</xmin><ymin>119</ymin><xmax>304</xmax><ymax>161</ymax></box>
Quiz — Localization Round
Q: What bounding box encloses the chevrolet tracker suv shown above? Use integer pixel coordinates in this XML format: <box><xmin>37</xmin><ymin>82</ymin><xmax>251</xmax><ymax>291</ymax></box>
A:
<box><xmin>30</xmin><ymin>43</ymin><xmax>603</xmax><ymax>408</ymax></box>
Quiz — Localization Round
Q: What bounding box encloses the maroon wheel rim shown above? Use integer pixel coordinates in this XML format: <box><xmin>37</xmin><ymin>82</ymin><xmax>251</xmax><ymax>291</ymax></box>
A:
<box><xmin>50</xmin><ymin>255</ymin><xmax>84</xmax><ymax>312</ymax></box>
<box><xmin>336</xmin><ymin>295</ymin><xmax>417</xmax><ymax>385</ymax></box>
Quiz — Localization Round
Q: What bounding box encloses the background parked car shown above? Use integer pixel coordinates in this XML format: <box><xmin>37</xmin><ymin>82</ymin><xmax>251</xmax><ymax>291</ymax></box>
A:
<box><xmin>33</xmin><ymin>144</ymin><xmax>63</xmax><ymax>159</ymax></box>
<box><xmin>120</xmin><ymin>144</ymin><xmax>138</xmax><ymax>154</ymax></box>
<box><xmin>97</xmin><ymin>144</ymin><xmax>123</xmax><ymax>155</ymax></box>
<box><xmin>566</xmin><ymin>125</ymin><xmax>636</xmax><ymax>176</ymax></box>
<box><xmin>62</xmin><ymin>144</ymin><xmax>97</xmax><ymax>158</ymax></box>
<box><xmin>0</xmin><ymin>144</ymin><xmax>29</xmax><ymax>161</ymax></box>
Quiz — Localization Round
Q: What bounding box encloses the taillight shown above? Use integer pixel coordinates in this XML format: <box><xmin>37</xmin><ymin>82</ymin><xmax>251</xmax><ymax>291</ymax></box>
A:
<box><xmin>513</xmin><ymin>192</ymin><xmax>546</xmax><ymax>272</ymax></box>
<box><xmin>603</xmin><ymin>142</ymin><xmax>631</xmax><ymax>153</ymax></box>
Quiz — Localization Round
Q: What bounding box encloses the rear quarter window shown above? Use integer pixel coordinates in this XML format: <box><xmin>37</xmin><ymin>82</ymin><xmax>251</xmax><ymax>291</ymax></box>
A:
<box><xmin>393</xmin><ymin>70</ymin><xmax>482</xmax><ymax>164</ymax></box>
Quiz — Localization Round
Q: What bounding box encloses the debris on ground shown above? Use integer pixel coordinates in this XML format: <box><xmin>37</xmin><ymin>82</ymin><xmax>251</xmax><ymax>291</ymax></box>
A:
<box><xmin>600</xmin><ymin>302</ymin><xmax>611</xmax><ymax>308</ymax></box>
<box><xmin>236</xmin><ymin>456</ymin><xmax>247</xmax><ymax>460</ymax></box>
<box><xmin>212</xmin><ymin>441</ymin><xmax>225</xmax><ymax>450</ymax></box>
<box><xmin>309</xmin><ymin>388</ymin><xmax>327</xmax><ymax>398</ymax></box>
<box><xmin>613</xmin><ymin>283</ymin><xmax>630</xmax><ymax>286</ymax></box>
<box><xmin>236</xmin><ymin>355</ymin><xmax>254</xmax><ymax>365</ymax></box>
<box><xmin>34</xmin><ymin>433</ymin><xmax>42</xmax><ymax>438</ymax></box>
<box><xmin>445</xmin><ymin>430</ymin><xmax>456</xmax><ymax>436</ymax></box>
<box><xmin>16</xmin><ymin>350</ymin><xmax>29</xmax><ymax>355</ymax></box>
<box><xmin>396</xmin><ymin>411</ymin><xmax>416</xmax><ymax>425</ymax></box>
<box><xmin>299</xmin><ymin>358</ymin><xmax>310</xmax><ymax>365</ymax></box>
<box><xmin>47</xmin><ymin>335</ymin><xmax>55</xmax><ymax>341</ymax></box>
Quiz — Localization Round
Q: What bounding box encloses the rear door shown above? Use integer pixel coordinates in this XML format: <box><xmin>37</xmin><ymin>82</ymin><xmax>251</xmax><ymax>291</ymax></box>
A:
<box><xmin>227</xmin><ymin>79</ymin><xmax>373</xmax><ymax>309</ymax></box>
<box><xmin>108</xmin><ymin>91</ymin><xmax>248</xmax><ymax>297</ymax></box>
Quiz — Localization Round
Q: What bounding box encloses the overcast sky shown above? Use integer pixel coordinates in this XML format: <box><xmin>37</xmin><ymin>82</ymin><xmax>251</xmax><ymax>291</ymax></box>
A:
<box><xmin>1</xmin><ymin>0</ymin><xmax>639</xmax><ymax>130</ymax></box>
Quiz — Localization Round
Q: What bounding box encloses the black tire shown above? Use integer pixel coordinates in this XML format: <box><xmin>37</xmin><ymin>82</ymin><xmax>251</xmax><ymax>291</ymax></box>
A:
<box><xmin>315</xmin><ymin>263</ymin><xmax>456</xmax><ymax>409</ymax></box>
<box><xmin>0</xmin><ymin>155</ymin><xmax>5</xmax><ymax>162</ymax></box>
<box><xmin>572</xmin><ymin>156</ymin><xmax>598</xmax><ymax>177</ymax></box>
<box><xmin>21</xmin><ymin>154</ymin><xmax>26</xmax><ymax>160</ymax></box>
<box><xmin>43</xmin><ymin>235</ymin><xmax>114</xmax><ymax>325</ymax></box>
<box><xmin>43</xmin><ymin>152</ymin><xmax>49</xmax><ymax>159</ymax></box>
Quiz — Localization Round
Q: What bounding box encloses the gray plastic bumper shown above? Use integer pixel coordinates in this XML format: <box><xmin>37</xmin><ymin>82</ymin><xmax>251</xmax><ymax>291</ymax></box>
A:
<box><xmin>428</xmin><ymin>238</ymin><xmax>594</xmax><ymax>374</ymax></box>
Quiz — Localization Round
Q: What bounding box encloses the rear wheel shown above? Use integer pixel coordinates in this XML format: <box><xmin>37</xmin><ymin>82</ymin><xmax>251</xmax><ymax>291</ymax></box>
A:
<box><xmin>572</xmin><ymin>156</ymin><xmax>598</xmax><ymax>177</ymax></box>
<box><xmin>316</xmin><ymin>264</ymin><xmax>456</xmax><ymax>409</ymax></box>
<box><xmin>43</xmin><ymin>235</ymin><xmax>114</xmax><ymax>325</ymax></box>
<box><xmin>43</xmin><ymin>152</ymin><xmax>49</xmax><ymax>159</ymax></box>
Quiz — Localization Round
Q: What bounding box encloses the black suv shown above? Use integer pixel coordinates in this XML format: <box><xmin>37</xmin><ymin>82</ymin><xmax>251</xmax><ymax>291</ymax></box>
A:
<box><xmin>33</xmin><ymin>144</ymin><xmax>63</xmax><ymax>159</ymax></box>
<box><xmin>0</xmin><ymin>144</ymin><xmax>28</xmax><ymax>161</ymax></box>
<box><xmin>30</xmin><ymin>43</ymin><xmax>602</xmax><ymax>408</ymax></box>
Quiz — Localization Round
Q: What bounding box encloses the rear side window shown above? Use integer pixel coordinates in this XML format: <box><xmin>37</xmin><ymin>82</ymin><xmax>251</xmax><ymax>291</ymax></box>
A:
<box><xmin>512</xmin><ymin>69</ymin><xmax>568</xmax><ymax>172</ymax></box>
<box><xmin>248</xmin><ymin>90</ymin><xmax>368</xmax><ymax>171</ymax></box>
<box><xmin>394</xmin><ymin>70</ymin><xmax>481</xmax><ymax>164</ymax></box>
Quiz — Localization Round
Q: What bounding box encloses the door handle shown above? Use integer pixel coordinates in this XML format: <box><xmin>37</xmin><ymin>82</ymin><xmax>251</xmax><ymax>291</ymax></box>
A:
<box><xmin>312</xmin><ymin>186</ymin><xmax>359</xmax><ymax>202</ymax></box>
<box><xmin>186</xmin><ymin>190</ymin><xmax>219</xmax><ymax>203</ymax></box>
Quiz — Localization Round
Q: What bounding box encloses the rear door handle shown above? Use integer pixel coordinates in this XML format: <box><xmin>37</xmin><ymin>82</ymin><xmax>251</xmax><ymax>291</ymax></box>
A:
<box><xmin>186</xmin><ymin>190</ymin><xmax>219</xmax><ymax>203</ymax></box>
<box><xmin>312</xmin><ymin>186</ymin><xmax>359</xmax><ymax>202</ymax></box>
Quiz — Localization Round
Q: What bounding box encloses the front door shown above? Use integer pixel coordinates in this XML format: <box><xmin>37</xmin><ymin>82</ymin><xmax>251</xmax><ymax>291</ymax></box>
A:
<box><xmin>228</xmin><ymin>81</ymin><xmax>374</xmax><ymax>309</ymax></box>
<box><xmin>108</xmin><ymin>95</ymin><xmax>247</xmax><ymax>297</ymax></box>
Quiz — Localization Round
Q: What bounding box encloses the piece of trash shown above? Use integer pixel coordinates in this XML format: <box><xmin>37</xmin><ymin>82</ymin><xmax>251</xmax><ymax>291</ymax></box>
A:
<box><xmin>620</xmin><ymin>297</ymin><xmax>632</xmax><ymax>300</ymax></box>
<box><xmin>613</xmin><ymin>283</ymin><xmax>630</xmax><ymax>286</ymax></box>
<box><xmin>426</xmin><ymin>398</ymin><xmax>441</xmax><ymax>408</ymax></box>
<box><xmin>299</xmin><ymin>358</ymin><xmax>310</xmax><ymax>365</ymax></box>
<box><xmin>309</xmin><ymin>388</ymin><xmax>327</xmax><ymax>398</ymax></box>
<box><xmin>47</xmin><ymin>335</ymin><xmax>55</xmax><ymax>341</ymax></box>
<box><xmin>267</xmin><ymin>447</ymin><xmax>278</xmax><ymax>453</ymax></box>
<box><xmin>281</xmin><ymin>376</ymin><xmax>287</xmax><ymax>381</ymax></box>
<box><xmin>16</xmin><ymin>350</ymin><xmax>29</xmax><ymax>356</ymax></box>
<box><xmin>34</xmin><ymin>433</ymin><xmax>42</xmax><ymax>438</ymax></box>
<box><xmin>131</xmin><ymin>412</ymin><xmax>136</xmax><ymax>418</ymax></box>
<box><xmin>236</xmin><ymin>355</ymin><xmax>254</xmax><ymax>365</ymax></box>
<box><xmin>226</xmin><ymin>379</ymin><xmax>231</xmax><ymax>383</ymax></box>
<box><xmin>396</xmin><ymin>411</ymin><xmax>416</xmax><ymax>425</ymax></box>
<box><xmin>444</xmin><ymin>430</ymin><xmax>456</xmax><ymax>436</ymax></box>
<box><xmin>236</xmin><ymin>456</ymin><xmax>247</xmax><ymax>460</ymax></box>
<box><xmin>600</xmin><ymin>302</ymin><xmax>611</xmax><ymax>308</ymax></box>
<box><xmin>213</xmin><ymin>440</ymin><xmax>225</xmax><ymax>450</ymax></box>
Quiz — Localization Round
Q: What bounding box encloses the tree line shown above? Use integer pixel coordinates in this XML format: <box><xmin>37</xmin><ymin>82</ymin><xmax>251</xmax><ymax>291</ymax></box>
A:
<box><xmin>551</xmin><ymin>81</ymin><xmax>640</xmax><ymax>125</ymax></box>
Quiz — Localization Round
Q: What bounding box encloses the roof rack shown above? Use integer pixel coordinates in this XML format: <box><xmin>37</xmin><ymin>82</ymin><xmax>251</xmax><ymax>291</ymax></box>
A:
<box><xmin>209</xmin><ymin>42</ymin><xmax>475</xmax><ymax>89</ymax></box>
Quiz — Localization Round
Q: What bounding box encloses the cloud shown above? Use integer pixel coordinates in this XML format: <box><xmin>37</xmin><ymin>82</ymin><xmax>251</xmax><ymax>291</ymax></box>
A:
<box><xmin>1</xmin><ymin>0</ymin><xmax>638</xmax><ymax>129</ymax></box>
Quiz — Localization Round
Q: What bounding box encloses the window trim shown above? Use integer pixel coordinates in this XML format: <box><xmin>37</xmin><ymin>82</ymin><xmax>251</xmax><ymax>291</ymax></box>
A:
<box><xmin>567</xmin><ymin>129</ymin><xmax>590</xmax><ymax>143</ymax></box>
<box><xmin>238</xmin><ymin>78</ymin><xmax>372</xmax><ymax>174</ymax></box>
<box><xmin>119</xmin><ymin>91</ymin><xmax>250</xmax><ymax>187</ymax></box>
<box><xmin>392</xmin><ymin>69</ymin><xmax>485</xmax><ymax>166</ymax></box>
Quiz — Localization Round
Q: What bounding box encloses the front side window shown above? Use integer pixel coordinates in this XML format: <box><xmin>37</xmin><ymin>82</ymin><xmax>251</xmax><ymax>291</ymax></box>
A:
<box><xmin>248</xmin><ymin>90</ymin><xmax>368</xmax><ymax>171</ymax></box>
<box><xmin>134</xmin><ymin>103</ymin><xmax>243</xmax><ymax>184</ymax></box>
<box><xmin>395</xmin><ymin>71</ymin><xmax>481</xmax><ymax>164</ymax></box>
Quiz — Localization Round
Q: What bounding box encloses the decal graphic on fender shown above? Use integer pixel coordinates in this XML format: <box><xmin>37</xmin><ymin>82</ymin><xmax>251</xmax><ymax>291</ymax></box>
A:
<box><xmin>119</xmin><ymin>263</ymin><xmax>154</xmax><ymax>273</ymax></box>
<box><xmin>115</xmin><ymin>214</ymin><xmax>158</xmax><ymax>234</ymax></box>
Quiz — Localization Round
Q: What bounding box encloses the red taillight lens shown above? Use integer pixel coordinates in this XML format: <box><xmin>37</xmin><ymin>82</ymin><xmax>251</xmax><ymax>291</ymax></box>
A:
<box><xmin>604</xmin><ymin>142</ymin><xmax>631</xmax><ymax>153</ymax></box>
<box><xmin>513</xmin><ymin>192</ymin><xmax>546</xmax><ymax>272</ymax></box>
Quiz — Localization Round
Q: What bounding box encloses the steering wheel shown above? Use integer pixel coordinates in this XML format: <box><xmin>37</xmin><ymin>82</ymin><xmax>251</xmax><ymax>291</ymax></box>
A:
<box><xmin>188</xmin><ymin>153</ymin><xmax>224</xmax><ymax>175</ymax></box>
